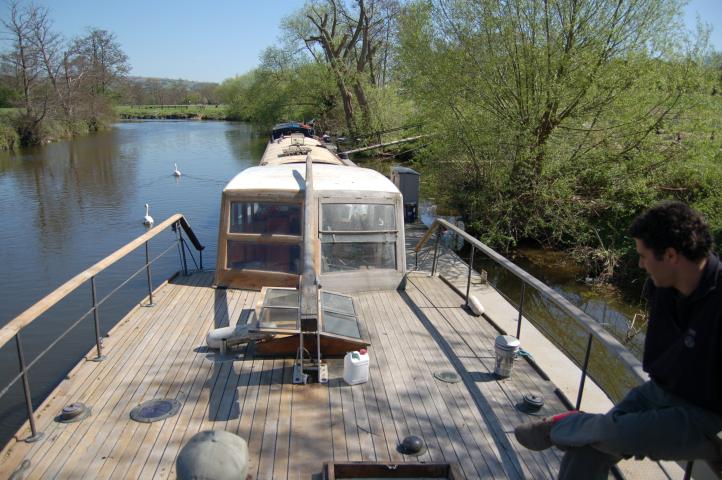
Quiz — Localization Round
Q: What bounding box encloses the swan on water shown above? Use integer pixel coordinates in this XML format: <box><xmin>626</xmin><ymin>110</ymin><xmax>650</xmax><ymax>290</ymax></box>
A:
<box><xmin>143</xmin><ymin>203</ymin><xmax>154</xmax><ymax>226</ymax></box>
<box><xmin>174</xmin><ymin>163</ymin><xmax>182</xmax><ymax>177</ymax></box>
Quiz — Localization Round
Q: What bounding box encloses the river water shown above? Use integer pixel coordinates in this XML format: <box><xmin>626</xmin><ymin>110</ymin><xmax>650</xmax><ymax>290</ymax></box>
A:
<box><xmin>0</xmin><ymin>120</ymin><xmax>643</xmax><ymax>446</ymax></box>
<box><xmin>0</xmin><ymin>121</ymin><xmax>265</xmax><ymax>444</ymax></box>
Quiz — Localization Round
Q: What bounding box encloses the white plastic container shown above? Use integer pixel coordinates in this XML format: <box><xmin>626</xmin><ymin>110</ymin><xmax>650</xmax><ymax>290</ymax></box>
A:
<box><xmin>343</xmin><ymin>349</ymin><xmax>369</xmax><ymax>385</ymax></box>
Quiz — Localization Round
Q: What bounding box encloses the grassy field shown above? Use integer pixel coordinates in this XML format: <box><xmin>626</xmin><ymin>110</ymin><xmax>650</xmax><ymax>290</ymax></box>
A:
<box><xmin>116</xmin><ymin>104</ymin><xmax>228</xmax><ymax>120</ymax></box>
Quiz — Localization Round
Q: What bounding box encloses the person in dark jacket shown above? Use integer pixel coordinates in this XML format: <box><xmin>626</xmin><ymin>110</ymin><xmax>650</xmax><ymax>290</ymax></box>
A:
<box><xmin>514</xmin><ymin>201</ymin><xmax>722</xmax><ymax>479</ymax></box>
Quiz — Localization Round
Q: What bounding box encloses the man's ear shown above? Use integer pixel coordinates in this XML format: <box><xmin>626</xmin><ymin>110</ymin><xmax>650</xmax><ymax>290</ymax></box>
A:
<box><xmin>664</xmin><ymin>247</ymin><xmax>679</xmax><ymax>262</ymax></box>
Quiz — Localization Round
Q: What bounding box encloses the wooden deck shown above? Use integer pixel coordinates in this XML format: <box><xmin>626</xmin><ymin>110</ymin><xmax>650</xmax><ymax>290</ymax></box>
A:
<box><xmin>0</xmin><ymin>271</ymin><xmax>567</xmax><ymax>479</ymax></box>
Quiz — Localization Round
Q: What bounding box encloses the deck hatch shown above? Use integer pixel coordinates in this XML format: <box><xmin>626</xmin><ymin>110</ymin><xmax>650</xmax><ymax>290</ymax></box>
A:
<box><xmin>130</xmin><ymin>399</ymin><xmax>181</xmax><ymax>423</ymax></box>
<box><xmin>257</xmin><ymin>288</ymin><xmax>363</xmax><ymax>340</ymax></box>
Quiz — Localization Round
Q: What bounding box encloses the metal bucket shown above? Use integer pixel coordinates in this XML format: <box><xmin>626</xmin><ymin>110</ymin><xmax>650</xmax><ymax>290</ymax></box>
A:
<box><xmin>494</xmin><ymin>335</ymin><xmax>520</xmax><ymax>378</ymax></box>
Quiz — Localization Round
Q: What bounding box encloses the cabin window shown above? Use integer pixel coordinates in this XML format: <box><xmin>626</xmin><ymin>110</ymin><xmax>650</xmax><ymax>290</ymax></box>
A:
<box><xmin>230</xmin><ymin>202</ymin><xmax>302</xmax><ymax>235</ymax></box>
<box><xmin>320</xmin><ymin>203</ymin><xmax>397</xmax><ymax>272</ymax></box>
<box><xmin>226</xmin><ymin>241</ymin><xmax>301</xmax><ymax>274</ymax></box>
<box><xmin>321</xmin><ymin>204</ymin><xmax>395</xmax><ymax>231</ymax></box>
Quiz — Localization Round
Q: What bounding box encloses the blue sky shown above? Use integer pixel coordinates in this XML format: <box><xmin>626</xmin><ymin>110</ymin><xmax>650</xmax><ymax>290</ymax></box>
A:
<box><xmin>13</xmin><ymin>0</ymin><xmax>722</xmax><ymax>83</ymax></box>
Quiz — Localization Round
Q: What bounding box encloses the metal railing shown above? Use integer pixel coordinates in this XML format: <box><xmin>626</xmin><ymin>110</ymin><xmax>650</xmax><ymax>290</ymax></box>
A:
<box><xmin>415</xmin><ymin>218</ymin><xmax>647</xmax><ymax>410</ymax></box>
<box><xmin>0</xmin><ymin>214</ymin><xmax>204</xmax><ymax>443</ymax></box>
<box><xmin>415</xmin><ymin>219</ymin><xmax>721</xmax><ymax>480</ymax></box>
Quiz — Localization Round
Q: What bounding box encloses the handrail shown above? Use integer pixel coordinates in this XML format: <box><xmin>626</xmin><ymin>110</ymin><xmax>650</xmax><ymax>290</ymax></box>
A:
<box><xmin>0</xmin><ymin>214</ymin><xmax>202</xmax><ymax>351</ymax></box>
<box><xmin>0</xmin><ymin>213</ymin><xmax>203</xmax><ymax>442</ymax></box>
<box><xmin>414</xmin><ymin>218</ymin><xmax>647</xmax><ymax>387</ymax></box>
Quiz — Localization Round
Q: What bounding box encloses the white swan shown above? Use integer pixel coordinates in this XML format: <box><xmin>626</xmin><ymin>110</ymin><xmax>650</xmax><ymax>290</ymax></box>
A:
<box><xmin>173</xmin><ymin>163</ymin><xmax>181</xmax><ymax>177</ymax></box>
<box><xmin>143</xmin><ymin>203</ymin><xmax>154</xmax><ymax>227</ymax></box>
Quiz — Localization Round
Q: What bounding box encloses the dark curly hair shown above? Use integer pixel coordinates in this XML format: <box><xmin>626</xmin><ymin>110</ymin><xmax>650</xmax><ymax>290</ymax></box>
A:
<box><xmin>629</xmin><ymin>201</ymin><xmax>713</xmax><ymax>261</ymax></box>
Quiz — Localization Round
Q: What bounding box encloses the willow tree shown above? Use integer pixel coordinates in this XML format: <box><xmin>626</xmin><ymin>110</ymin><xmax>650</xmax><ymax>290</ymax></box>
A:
<box><xmin>282</xmin><ymin>0</ymin><xmax>399</xmax><ymax>135</ymax></box>
<box><xmin>398</xmin><ymin>0</ymin><xmax>701</xmax><ymax>249</ymax></box>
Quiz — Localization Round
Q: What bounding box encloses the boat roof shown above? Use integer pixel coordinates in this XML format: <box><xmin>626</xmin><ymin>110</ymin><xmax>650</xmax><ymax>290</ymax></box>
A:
<box><xmin>260</xmin><ymin>134</ymin><xmax>344</xmax><ymax>166</ymax></box>
<box><xmin>223</xmin><ymin>164</ymin><xmax>400</xmax><ymax>195</ymax></box>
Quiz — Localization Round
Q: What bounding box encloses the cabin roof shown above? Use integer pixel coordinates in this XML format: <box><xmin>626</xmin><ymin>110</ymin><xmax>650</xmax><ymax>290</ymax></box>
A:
<box><xmin>260</xmin><ymin>135</ymin><xmax>344</xmax><ymax>166</ymax></box>
<box><xmin>223</xmin><ymin>164</ymin><xmax>399</xmax><ymax>195</ymax></box>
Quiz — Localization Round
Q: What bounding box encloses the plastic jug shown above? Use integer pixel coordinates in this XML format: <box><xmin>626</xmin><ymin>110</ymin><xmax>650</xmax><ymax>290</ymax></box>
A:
<box><xmin>343</xmin><ymin>349</ymin><xmax>369</xmax><ymax>385</ymax></box>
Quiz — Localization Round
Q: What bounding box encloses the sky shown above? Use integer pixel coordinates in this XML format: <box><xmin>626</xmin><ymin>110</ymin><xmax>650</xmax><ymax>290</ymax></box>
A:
<box><xmin>11</xmin><ymin>0</ymin><xmax>722</xmax><ymax>84</ymax></box>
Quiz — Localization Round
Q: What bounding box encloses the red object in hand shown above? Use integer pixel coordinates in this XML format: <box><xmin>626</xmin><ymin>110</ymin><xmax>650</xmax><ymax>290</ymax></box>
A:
<box><xmin>359</xmin><ymin>348</ymin><xmax>368</xmax><ymax>355</ymax></box>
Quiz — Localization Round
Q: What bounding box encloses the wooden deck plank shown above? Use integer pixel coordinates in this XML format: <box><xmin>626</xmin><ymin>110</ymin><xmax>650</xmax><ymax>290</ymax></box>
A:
<box><xmin>367</xmin><ymin>291</ymin><xmax>446</xmax><ymax>464</ymax></box>
<box><xmin>1</xmin><ymin>271</ymin><xmax>571</xmax><ymax>480</ymax></box>
<box><xmin>328</xmin><ymin>372</ymin><xmax>348</xmax><ymax>463</ymax></box>
<box><xmin>31</xmin><ymin>273</ymin><xmax>210</xmax><ymax>479</ymax></box>
<box><xmin>92</xmin><ymin>278</ymin><xmax>221</xmax><ymax>480</ymax></box>
<box><xmin>9</xmin><ymin>276</ymin><xmax>186</xmax><ymax>478</ymax></box>
<box><xmin>376</xmin><ymin>290</ymin><xmax>487</xmax><ymax>479</ymax></box>
<box><xmin>352</xmin><ymin>297</ymin><xmax>404</xmax><ymax>464</ymax></box>
<box><xmin>357</xmin><ymin>293</ymin><xmax>436</xmax><ymax>464</ymax></box>
<box><xmin>392</xmin><ymin>290</ymin><xmax>512</xmax><ymax>479</ymax></box>
<box><xmin>270</xmin><ymin>358</ymin><xmax>294</xmax><ymax>480</ymax></box>
<box><xmin>64</xmin><ymin>274</ymin><xmax>210</xmax><ymax>478</ymax></box>
<box><xmin>353</xmin><ymin>295</ymin><xmax>413</xmax><ymax>456</ymax></box>
<box><xmin>257</xmin><ymin>357</ymin><xmax>285</xmax><ymax>479</ymax></box>
<box><xmin>246</xmin><ymin>358</ymin><xmax>274</xmax><ymax>479</ymax></box>
<box><xmin>151</xmin><ymin>288</ymin><xmax>252</xmax><ymax>479</ymax></box>
<box><xmin>287</xmin><ymin>382</ymin><xmax>332</xmax><ymax>479</ymax></box>
<box><xmin>442</xmin><ymin>306</ymin><xmax>563</xmax><ymax>476</ymax></box>
<box><xmin>339</xmin><ymin>380</ymin><xmax>362</xmax><ymax>461</ymax></box>
<box><xmin>410</xmin><ymin>277</ymin><xmax>549</xmax><ymax>479</ymax></box>
<box><xmin>112</xmin><ymin>288</ymin><xmax>249</xmax><ymax>480</ymax></box>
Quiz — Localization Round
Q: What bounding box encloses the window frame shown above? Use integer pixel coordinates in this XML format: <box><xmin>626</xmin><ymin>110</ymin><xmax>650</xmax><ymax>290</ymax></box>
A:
<box><xmin>318</xmin><ymin>198</ymin><xmax>401</xmax><ymax>274</ymax></box>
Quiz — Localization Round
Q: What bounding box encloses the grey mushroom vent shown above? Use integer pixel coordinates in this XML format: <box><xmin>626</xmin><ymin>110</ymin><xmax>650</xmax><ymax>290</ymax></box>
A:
<box><xmin>433</xmin><ymin>370</ymin><xmax>460</xmax><ymax>384</ymax></box>
<box><xmin>398</xmin><ymin>435</ymin><xmax>426</xmax><ymax>456</ymax></box>
<box><xmin>517</xmin><ymin>393</ymin><xmax>545</xmax><ymax>414</ymax></box>
<box><xmin>56</xmin><ymin>402</ymin><xmax>91</xmax><ymax>423</ymax></box>
<box><xmin>177</xmin><ymin>430</ymin><xmax>249</xmax><ymax>480</ymax></box>
<box><xmin>130</xmin><ymin>399</ymin><xmax>181</xmax><ymax>423</ymax></box>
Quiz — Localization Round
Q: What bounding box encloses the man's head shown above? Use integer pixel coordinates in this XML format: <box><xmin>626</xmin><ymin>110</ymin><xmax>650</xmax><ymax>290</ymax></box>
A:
<box><xmin>629</xmin><ymin>201</ymin><xmax>713</xmax><ymax>288</ymax></box>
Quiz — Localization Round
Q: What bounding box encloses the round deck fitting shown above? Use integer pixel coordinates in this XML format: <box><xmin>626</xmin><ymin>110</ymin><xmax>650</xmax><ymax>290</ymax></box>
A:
<box><xmin>433</xmin><ymin>370</ymin><xmax>460</xmax><ymax>384</ymax></box>
<box><xmin>398</xmin><ymin>435</ymin><xmax>426</xmax><ymax>456</ymax></box>
<box><xmin>517</xmin><ymin>393</ymin><xmax>545</xmax><ymax>414</ymax></box>
<box><xmin>56</xmin><ymin>402</ymin><xmax>91</xmax><ymax>423</ymax></box>
<box><xmin>130</xmin><ymin>399</ymin><xmax>181</xmax><ymax>423</ymax></box>
<box><xmin>523</xmin><ymin>393</ymin><xmax>544</xmax><ymax>410</ymax></box>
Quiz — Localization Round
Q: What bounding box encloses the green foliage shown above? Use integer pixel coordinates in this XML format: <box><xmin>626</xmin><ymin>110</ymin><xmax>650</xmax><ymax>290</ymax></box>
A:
<box><xmin>394</xmin><ymin>0</ymin><xmax>722</xmax><ymax>290</ymax></box>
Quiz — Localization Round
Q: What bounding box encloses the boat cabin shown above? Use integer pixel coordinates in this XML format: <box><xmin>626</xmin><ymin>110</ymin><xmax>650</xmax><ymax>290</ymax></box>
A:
<box><xmin>214</xmin><ymin>163</ymin><xmax>406</xmax><ymax>293</ymax></box>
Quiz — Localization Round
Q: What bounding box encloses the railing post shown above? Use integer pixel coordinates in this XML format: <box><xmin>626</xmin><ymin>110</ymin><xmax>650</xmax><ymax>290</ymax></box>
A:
<box><xmin>199</xmin><ymin>249</ymin><xmax>203</xmax><ymax>271</ymax></box>
<box><xmin>516</xmin><ymin>282</ymin><xmax>526</xmax><ymax>339</ymax></box>
<box><xmin>576</xmin><ymin>333</ymin><xmax>594</xmax><ymax>410</ymax></box>
<box><xmin>431</xmin><ymin>227</ymin><xmax>441</xmax><ymax>276</ymax></box>
<box><xmin>145</xmin><ymin>241</ymin><xmax>154</xmax><ymax>306</ymax></box>
<box><xmin>90</xmin><ymin>277</ymin><xmax>104</xmax><ymax>361</ymax></box>
<box><xmin>465</xmin><ymin>246</ymin><xmax>475</xmax><ymax>307</ymax></box>
<box><xmin>176</xmin><ymin>222</ymin><xmax>188</xmax><ymax>275</ymax></box>
<box><xmin>15</xmin><ymin>334</ymin><xmax>43</xmax><ymax>443</ymax></box>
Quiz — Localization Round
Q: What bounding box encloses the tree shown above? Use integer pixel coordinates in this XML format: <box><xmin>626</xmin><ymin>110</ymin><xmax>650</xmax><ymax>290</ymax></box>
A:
<box><xmin>70</xmin><ymin>28</ymin><xmax>129</xmax><ymax>126</ymax></box>
<box><xmin>398</xmin><ymin>0</ymin><xmax>702</xmax><ymax>248</ymax></box>
<box><xmin>282</xmin><ymin>0</ymin><xmax>399</xmax><ymax>134</ymax></box>
<box><xmin>1</xmin><ymin>1</ymin><xmax>47</xmax><ymax>142</ymax></box>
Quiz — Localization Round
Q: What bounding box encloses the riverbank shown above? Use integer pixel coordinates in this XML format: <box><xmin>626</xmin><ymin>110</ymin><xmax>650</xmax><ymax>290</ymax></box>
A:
<box><xmin>116</xmin><ymin>104</ymin><xmax>228</xmax><ymax>120</ymax></box>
